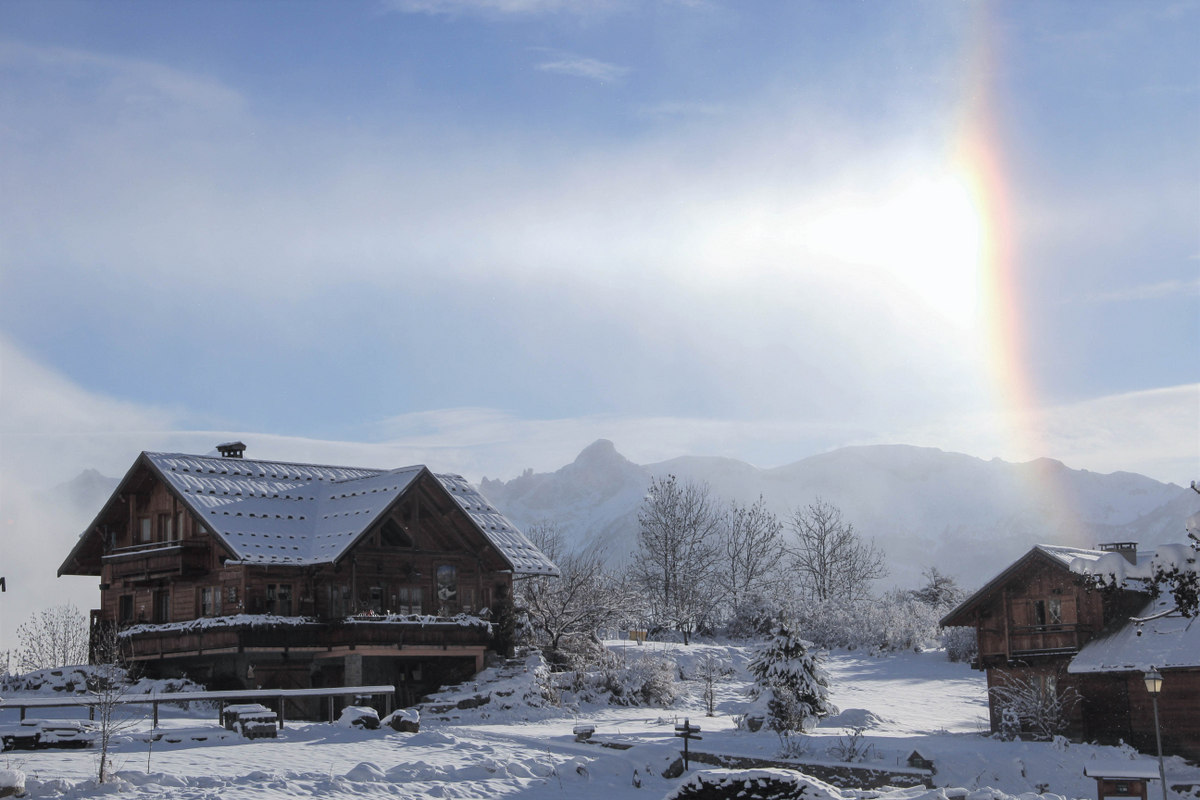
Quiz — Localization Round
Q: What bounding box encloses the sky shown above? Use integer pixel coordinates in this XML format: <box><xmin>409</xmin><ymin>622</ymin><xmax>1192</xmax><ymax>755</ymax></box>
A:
<box><xmin>0</xmin><ymin>1</ymin><xmax>1198</xmax><ymax>644</ymax></box>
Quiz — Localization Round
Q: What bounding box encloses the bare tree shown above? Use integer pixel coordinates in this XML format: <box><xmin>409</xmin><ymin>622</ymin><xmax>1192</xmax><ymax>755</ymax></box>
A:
<box><xmin>910</xmin><ymin>566</ymin><xmax>964</xmax><ymax>608</ymax></box>
<box><xmin>632</xmin><ymin>475</ymin><xmax>724</xmax><ymax>643</ymax></box>
<box><xmin>519</xmin><ymin>521</ymin><xmax>630</xmax><ymax>654</ymax></box>
<box><xmin>90</xmin><ymin>622</ymin><xmax>137</xmax><ymax>783</ymax></box>
<box><xmin>722</xmin><ymin>496</ymin><xmax>786</xmax><ymax>619</ymax></box>
<box><xmin>786</xmin><ymin>499</ymin><xmax>887</xmax><ymax>603</ymax></box>
<box><xmin>15</xmin><ymin>603</ymin><xmax>89</xmax><ymax>672</ymax></box>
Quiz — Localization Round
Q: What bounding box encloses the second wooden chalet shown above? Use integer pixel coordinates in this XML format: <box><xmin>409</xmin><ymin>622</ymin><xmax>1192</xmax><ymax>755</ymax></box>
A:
<box><xmin>58</xmin><ymin>444</ymin><xmax>558</xmax><ymax>706</ymax></box>
<box><xmin>941</xmin><ymin>542</ymin><xmax>1199</xmax><ymax>759</ymax></box>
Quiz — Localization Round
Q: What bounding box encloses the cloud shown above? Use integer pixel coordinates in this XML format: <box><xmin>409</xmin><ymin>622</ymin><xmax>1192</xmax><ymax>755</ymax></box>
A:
<box><xmin>533</xmin><ymin>52</ymin><xmax>630</xmax><ymax>83</ymax></box>
<box><xmin>383</xmin><ymin>0</ymin><xmax>618</xmax><ymax>16</ymax></box>
<box><xmin>636</xmin><ymin>101</ymin><xmax>727</xmax><ymax>118</ymax></box>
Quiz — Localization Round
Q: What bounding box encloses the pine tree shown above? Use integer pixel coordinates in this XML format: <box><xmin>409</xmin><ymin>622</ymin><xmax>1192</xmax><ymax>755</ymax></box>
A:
<box><xmin>748</xmin><ymin>622</ymin><xmax>834</xmax><ymax>732</ymax></box>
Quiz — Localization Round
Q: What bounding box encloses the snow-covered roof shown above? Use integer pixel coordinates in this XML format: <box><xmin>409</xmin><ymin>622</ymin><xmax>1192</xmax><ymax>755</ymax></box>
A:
<box><xmin>128</xmin><ymin>452</ymin><xmax>558</xmax><ymax>575</ymax></box>
<box><xmin>1068</xmin><ymin>594</ymin><xmax>1200</xmax><ymax>673</ymax></box>
<box><xmin>1035</xmin><ymin>544</ymin><xmax>1113</xmax><ymax>568</ymax></box>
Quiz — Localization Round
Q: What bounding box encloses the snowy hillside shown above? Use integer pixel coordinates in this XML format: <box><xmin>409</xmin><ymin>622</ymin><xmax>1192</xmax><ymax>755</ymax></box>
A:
<box><xmin>480</xmin><ymin>441</ymin><xmax>1194</xmax><ymax>590</ymax></box>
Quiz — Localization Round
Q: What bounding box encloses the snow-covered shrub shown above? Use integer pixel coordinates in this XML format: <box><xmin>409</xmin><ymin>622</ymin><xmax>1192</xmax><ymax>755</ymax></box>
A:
<box><xmin>747</xmin><ymin>623</ymin><xmax>834</xmax><ymax>734</ymax></box>
<box><xmin>826</xmin><ymin>726</ymin><xmax>875</xmax><ymax>763</ymax></box>
<box><xmin>666</xmin><ymin>768</ymin><xmax>845</xmax><ymax>800</ymax></box>
<box><xmin>942</xmin><ymin>626</ymin><xmax>978</xmax><ymax>663</ymax></box>
<box><xmin>602</xmin><ymin>654</ymin><xmax>678</xmax><ymax>706</ymax></box>
<box><xmin>791</xmin><ymin>594</ymin><xmax>947</xmax><ymax>653</ymax></box>
<box><xmin>722</xmin><ymin>594</ymin><xmax>783</xmax><ymax>640</ymax></box>
<box><xmin>989</xmin><ymin>670</ymin><xmax>1079</xmax><ymax>741</ymax></box>
<box><xmin>545</xmin><ymin>633</ymin><xmax>608</xmax><ymax>672</ymax></box>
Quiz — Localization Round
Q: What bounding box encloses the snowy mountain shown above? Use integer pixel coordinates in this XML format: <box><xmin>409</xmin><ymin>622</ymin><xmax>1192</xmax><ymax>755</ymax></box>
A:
<box><xmin>480</xmin><ymin>441</ymin><xmax>1195</xmax><ymax>591</ymax></box>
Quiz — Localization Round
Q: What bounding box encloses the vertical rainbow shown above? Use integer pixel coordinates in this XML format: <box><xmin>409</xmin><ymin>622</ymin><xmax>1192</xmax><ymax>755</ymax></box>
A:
<box><xmin>952</xmin><ymin>6</ymin><xmax>1088</xmax><ymax>544</ymax></box>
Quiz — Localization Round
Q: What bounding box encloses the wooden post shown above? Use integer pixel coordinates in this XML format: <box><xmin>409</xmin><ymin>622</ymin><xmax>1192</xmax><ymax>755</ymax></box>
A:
<box><xmin>1002</xmin><ymin>589</ymin><xmax>1011</xmax><ymax>662</ymax></box>
<box><xmin>278</xmin><ymin>696</ymin><xmax>285</xmax><ymax>729</ymax></box>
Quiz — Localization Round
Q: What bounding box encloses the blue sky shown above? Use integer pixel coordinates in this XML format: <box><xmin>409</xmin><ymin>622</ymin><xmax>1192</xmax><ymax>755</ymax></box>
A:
<box><xmin>0</xmin><ymin>0</ymin><xmax>1197</xmax><ymax>493</ymax></box>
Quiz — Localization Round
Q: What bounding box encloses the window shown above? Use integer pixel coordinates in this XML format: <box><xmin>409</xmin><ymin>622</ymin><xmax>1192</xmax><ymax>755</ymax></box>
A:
<box><xmin>140</xmin><ymin>517</ymin><xmax>152</xmax><ymax>543</ymax></box>
<box><xmin>153</xmin><ymin>590</ymin><xmax>170</xmax><ymax>623</ymax></box>
<box><xmin>436</xmin><ymin>565</ymin><xmax>458</xmax><ymax>612</ymax></box>
<box><xmin>200</xmin><ymin>586</ymin><xmax>222</xmax><ymax>617</ymax></box>
<box><xmin>329</xmin><ymin>584</ymin><xmax>350</xmax><ymax>618</ymax></box>
<box><xmin>175</xmin><ymin>511</ymin><xmax>185</xmax><ymax>541</ymax></box>
<box><xmin>395</xmin><ymin>586</ymin><xmax>421</xmax><ymax>615</ymax></box>
<box><xmin>461</xmin><ymin>586</ymin><xmax>475</xmax><ymax>613</ymax></box>
<box><xmin>369</xmin><ymin>586</ymin><xmax>383</xmax><ymax>614</ymax></box>
<box><xmin>226</xmin><ymin>586</ymin><xmax>238</xmax><ymax>606</ymax></box>
<box><xmin>119</xmin><ymin>595</ymin><xmax>134</xmax><ymax>624</ymax></box>
<box><xmin>1047</xmin><ymin>597</ymin><xmax>1063</xmax><ymax>624</ymax></box>
<box><xmin>266</xmin><ymin>584</ymin><xmax>292</xmax><ymax>616</ymax></box>
<box><xmin>157</xmin><ymin>513</ymin><xmax>172</xmax><ymax>542</ymax></box>
<box><xmin>1034</xmin><ymin>598</ymin><xmax>1064</xmax><ymax>627</ymax></box>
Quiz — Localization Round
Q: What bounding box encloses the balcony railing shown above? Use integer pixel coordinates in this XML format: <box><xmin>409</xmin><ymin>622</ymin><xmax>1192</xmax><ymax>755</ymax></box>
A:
<box><xmin>103</xmin><ymin>540</ymin><xmax>210</xmax><ymax>580</ymax></box>
<box><xmin>119</xmin><ymin>617</ymin><xmax>492</xmax><ymax>660</ymax></box>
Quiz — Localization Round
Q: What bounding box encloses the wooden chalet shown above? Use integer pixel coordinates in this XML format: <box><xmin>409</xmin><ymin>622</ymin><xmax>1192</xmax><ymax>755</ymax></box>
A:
<box><xmin>941</xmin><ymin>543</ymin><xmax>1200</xmax><ymax>759</ymax></box>
<box><xmin>59</xmin><ymin>445</ymin><xmax>558</xmax><ymax>707</ymax></box>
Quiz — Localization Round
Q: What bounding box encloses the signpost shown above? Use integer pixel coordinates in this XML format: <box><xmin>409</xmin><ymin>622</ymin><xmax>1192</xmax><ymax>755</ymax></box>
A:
<box><xmin>674</xmin><ymin>718</ymin><xmax>701</xmax><ymax>771</ymax></box>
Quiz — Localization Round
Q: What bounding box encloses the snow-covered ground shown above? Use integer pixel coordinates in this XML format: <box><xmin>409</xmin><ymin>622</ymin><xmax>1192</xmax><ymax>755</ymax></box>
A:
<box><xmin>2</xmin><ymin>643</ymin><xmax>1196</xmax><ymax>799</ymax></box>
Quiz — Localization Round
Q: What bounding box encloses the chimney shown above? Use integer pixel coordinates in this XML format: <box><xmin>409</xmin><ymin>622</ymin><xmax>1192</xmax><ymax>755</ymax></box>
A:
<box><xmin>1098</xmin><ymin>542</ymin><xmax>1138</xmax><ymax>564</ymax></box>
<box><xmin>216</xmin><ymin>441</ymin><xmax>246</xmax><ymax>459</ymax></box>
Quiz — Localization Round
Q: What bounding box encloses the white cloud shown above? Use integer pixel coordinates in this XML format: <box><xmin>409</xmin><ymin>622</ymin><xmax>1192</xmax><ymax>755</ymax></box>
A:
<box><xmin>534</xmin><ymin>53</ymin><xmax>630</xmax><ymax>83</ymax></box>
<box><xmin>383</xmin><ymin>0</ymin><xmax>619</xmax><ymax>16</ymax></box>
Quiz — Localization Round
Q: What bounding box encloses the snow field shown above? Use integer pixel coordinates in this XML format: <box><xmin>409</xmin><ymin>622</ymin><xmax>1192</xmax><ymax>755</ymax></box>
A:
<box><xmin>1</xmin><ymin>642</ymin><xmax>1196</xmax><ymax>799</ymax></box>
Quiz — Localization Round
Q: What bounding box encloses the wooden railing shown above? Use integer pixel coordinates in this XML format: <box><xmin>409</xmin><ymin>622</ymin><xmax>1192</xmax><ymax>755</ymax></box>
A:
<box><xmin>103</xmin><ymin>540</ymin><xmax>210</xmax><ymax>579</ymax></box>
<box><xmin>1007</xmin><ymin>623</ymin><xmax>1091</xmax><ymax>657</ymax></box>
<box><xmin>122</xmin><ymin>618</ymin><xmax>491</xmax><ymax>660</ymax></box>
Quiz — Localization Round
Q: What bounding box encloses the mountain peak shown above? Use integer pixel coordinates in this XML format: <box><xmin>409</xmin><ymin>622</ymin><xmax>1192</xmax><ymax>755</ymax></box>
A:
<box><xmin>574</xmin><ymin>438</ymin><xmax>625</xmax><ymax>466</ymax></box>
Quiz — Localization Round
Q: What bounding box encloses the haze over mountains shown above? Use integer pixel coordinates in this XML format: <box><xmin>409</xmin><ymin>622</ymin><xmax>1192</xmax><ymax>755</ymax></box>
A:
<box><xmin>60</xmin><ymin>442</ymin><xmax>1196</xmax><ymax>593</ymax></box>
<box><xmin>480</xmin><ymin>440</ymin><xmax>1196</xmax><ymax>590</ymax></box>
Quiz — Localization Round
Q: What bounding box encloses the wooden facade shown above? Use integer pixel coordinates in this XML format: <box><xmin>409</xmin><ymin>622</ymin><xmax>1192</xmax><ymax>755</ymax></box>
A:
<box><xmin>60</xmin><ymin>449</ymin><xmax>557</xmax><ymax>709</ymax></box>
<box><xmin>942</xmin><ymin>545</ymin><xmax>1200</xmax><ymax>760</ymax></box>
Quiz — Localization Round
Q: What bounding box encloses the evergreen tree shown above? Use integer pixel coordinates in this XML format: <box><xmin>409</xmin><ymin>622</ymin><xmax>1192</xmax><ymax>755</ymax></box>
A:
<box><xmin>748</xmin><ymin>622</ymin><xmax>834</xmax><ymax>732</ymax></box>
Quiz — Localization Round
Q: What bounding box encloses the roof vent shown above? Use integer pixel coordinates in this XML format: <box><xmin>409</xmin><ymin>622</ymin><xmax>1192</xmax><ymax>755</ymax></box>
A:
<box><xmin>217</xmin><ymin>441</ymin><xmax>246</xmax><ymax>458</ymax></box>
<box><xmin>1098</xmin><ymin>542</ymin><xmax>1138</xmax><ymax>564</ymax></box>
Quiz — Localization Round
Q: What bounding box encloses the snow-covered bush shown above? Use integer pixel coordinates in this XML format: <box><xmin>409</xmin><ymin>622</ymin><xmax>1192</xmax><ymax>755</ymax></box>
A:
<box><xmin>722</xmin><ymin>593</ymin><xmax>783</xmax><ymax>640</ymax></box>
<box><xmin>989</xmin><ymin>670</ymin><xmax>1079</xmax><ymax>741</ymax></box>
<box><xmin>601</xmin><ymin>654</ymin><xmax>678</xmax><ymax>706</ymax></box>
<box><xmin>942</xmin><ymin>626</ymin><xmax>978</xmax><ymax>663</ymax></box>
<box><xmin>747</xmin><ymin>623</ymin><xmax>834</xmax><ymax>734</ymax></box>
<box><xmin>792</xmin><ymin>594</ymin><xmax>946</xmax><ymax>653</ymax></box>
<box><xmin>666</xmin><ymin>768</ymin><xmax>845</xmax><ymax>800</ymax></box>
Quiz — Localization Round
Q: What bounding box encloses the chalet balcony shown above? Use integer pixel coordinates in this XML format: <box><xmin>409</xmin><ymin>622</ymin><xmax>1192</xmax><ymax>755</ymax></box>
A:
<box><xmin>1008</xmin><ymin>622</ymin><xmax>1094</xmax><ymax>656</ymax></box>
<box><xmin>975</xmin><ymin>623</ymin><xmax>1094</xmax><ymax>667</ymax></box>
<box><xmin>103</xmin><ymin>540</ymin><xmax>210</xmax><ymax>581</ymax></box>
<box><xmin>118</xmin><ymin>615</ymin><xmax>493</xmax><ymax>662</ymax></box>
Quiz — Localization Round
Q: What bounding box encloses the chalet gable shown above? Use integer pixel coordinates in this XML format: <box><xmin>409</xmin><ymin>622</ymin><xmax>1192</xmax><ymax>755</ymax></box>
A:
<box><xmin>59</xmin><ymin>451</ymin><xmax>558</xmax><ymax>578</ymax></box>
<box><xmin>940</xmin><ymin>544</ymin><xmax>1111</xmax><ymax>629</ymax></box>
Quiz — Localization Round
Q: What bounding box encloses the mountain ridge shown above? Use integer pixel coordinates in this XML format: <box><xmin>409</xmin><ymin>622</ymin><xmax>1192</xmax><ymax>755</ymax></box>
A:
<box><xmin>481</xmin><ymin>440</ymin><xmax>1194</xmax><ymax>590</ymax></box>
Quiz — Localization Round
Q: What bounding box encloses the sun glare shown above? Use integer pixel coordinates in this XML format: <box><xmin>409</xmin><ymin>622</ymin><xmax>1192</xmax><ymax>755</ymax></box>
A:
<box><xmin>801</xmin><ymin>172</ymin><xmax>986</xmax><ymax>330</ymax></box>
